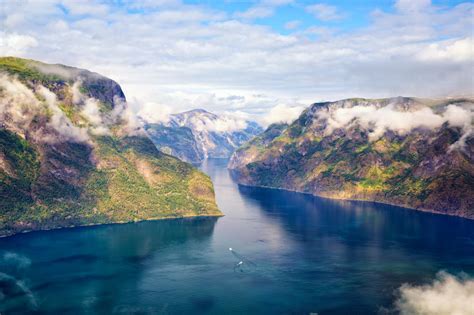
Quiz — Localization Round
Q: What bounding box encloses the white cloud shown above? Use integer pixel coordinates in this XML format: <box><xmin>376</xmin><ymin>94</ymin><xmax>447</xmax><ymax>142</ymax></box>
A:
<box><xmin>235</xmin><ymin>0</ymin><xmax>293</xmax><ymax>20</ymax></box>
<box><xmin>0</xmin><ymin>0</ymin><xmax>472</xmax><ymax>121</ymax></box>
<box><xmin>235</xmin><ymin>6</ymin><xmax>274</xmax><ymax>20</ymax></box>
<box><xmin>395</xmin><ymin>0</ymin><xmax>431</xmax><ymax>13</ymax></box>
<box><xmin>306</xmin><ymin>4</ymin><xmax>343</xmax><ymax>21</ymax></box>
<box><xmin>81</xmin><ymin>98</ymin><xmax>111</xmax><ymax>135</ymax></box>
<box><xmin>0</xmin><ymin>74</ymin><xmax>42</xmax><ymax>133</ymax></box>
<box><xmin>417</xmin><ymin>38</ymin><xmax>474</xmax><ymax>62</ymax></box>
<box><xmin>137</xmin><ymin>102</ymin><xmax>173</xmax><ymax>124</ymax></box>
<box><xmin>263</xmin><ymin>103</ymin><xmax>305</xmax><ymax>126</ymax></box>
<box><xmin>0</xmin><ymin>32</ymin><xmax>38</xmax><ymax>56</ymax></box>
<box><xmin>396</xmin><ymin>272</ymin><xmax>474</xmax><ymax>315</ymax></box>
<box><xmin>317</xmin><ymin>101</ymin><xmax>474</xmax><ymax>149</ymax></box>
<box><xmin>37</xmin><ymin>86</ymin><xmax>90</xmax><ymax>143</ymax></box>
<box><xmin>208</xmin><ymin>114</ymin><xmax>249</xmax><ymax>133</ymax></box>
<box><xmin>174</xmin><ymin>111</ymin><xmax>249</xmax><ymax>133</ymax></box>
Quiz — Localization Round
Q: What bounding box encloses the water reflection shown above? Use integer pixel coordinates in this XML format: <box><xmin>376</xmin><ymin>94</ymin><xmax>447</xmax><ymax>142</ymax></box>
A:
<box><xmin>238</xmin><ymin>184</ymin><xmax>474</xmax><ymax>255</ymax></box>
<box><xmin>0</xmin><ymin>218</ymin><xmax>218</xmax><ymax>314</ymax></box>
<box><xmin>0</xmin><ymin>158</ymin><xmax>473</xmax><ymax>314</ymax></box>
<box><xmin>235</xmin><ymin>184</ymin><xmax>474</xmax><ymax>314</ymax></box>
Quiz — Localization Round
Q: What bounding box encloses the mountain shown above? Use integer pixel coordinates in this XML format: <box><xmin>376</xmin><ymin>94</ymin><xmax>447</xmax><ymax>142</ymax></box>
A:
<box><xmin>143</xmin><ymin>109</ymin><xmax>263</xmax><ymax>164</ymax></box>
<box><xmin>0</xmin><ymin>57</ymin><xmax>221</xmax><ymax>237</ymax></box>
<box><xmin>229</xmin><ymin>97</ymin><xmax>474</xmax><ymax>219</ymax></box>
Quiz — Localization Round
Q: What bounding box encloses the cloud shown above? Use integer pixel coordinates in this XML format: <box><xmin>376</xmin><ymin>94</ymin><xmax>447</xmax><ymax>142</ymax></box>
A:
<box><xmin>0</xmin><ymin>32</ymin><xmax>38</xmax><ymax>56</ymax></box>
<box><xmin>417</xmin><ymin>37</ymin><xmax>473</xmax><ymax>62</ymax></box>
<box><xmin>0</xmin><ymin>72</ymin><xmax>145</xmax><ymax>142</ymax></box>
<box><xmin>0</xmin><ymin>74</ymin><xmax>45</xmax><ymax>134</ymax></box>
<box><xmin>172</xmin><ymin>110</ymin><xmax>250</xmax><ymax>133</ymax></box>
<box><xmin>395</xmin><ymin>0</ymin><xmax>431</xmax><ymax>13</ymax></box>
<box><xmin>37</xmin><ymin>85</ymin><xmax>90</xmax><ymax>142</ymax></box>
<box><xmin>81</xmin><ymin>98</ymin><xmax>110</xmax><ymax>135</ymax></box>
<box><xmin>317</xmin><ymin>101</ymin><xmax>473</xmax><ymax>149</ymax></box>
<box><xmin>71</xmin><ymin>80</ymin><xmax>83</xmax><ymax>104</ymax></box>
<box><xmin>235</xmin><ymin>6</ymin><xmax>274</xmax><ymax>20</ymax></box>
<box><xmin>1</xmin><ymin>0</ymin><xmax>472</xmax><ymax>121</ymax></box>
<box><xmin>138</xmin><ymin>101</ymin><xmax>252</xmax><ymax>133</ymax></box>
<box><xmin>33</xmin><ymin>63</ymin><xmax>80</xmax><ymax>80</ymax></box>
<box><xmin>263</xmin><ymin>103</ymin><xmax>305</xmax><ymax>126</ymax></box>
<box><xmin>235</xmin><ymin>0</ymin><xmax>293</xmax><ymax>20</ymax></box>
<box><xmin>205</xmin><ymin>114</ymin><xmax>249</xmax><ymax>133</ymax></box>
<box><xmin>395</xmin><ymin>271</ymin><xmax>474</xmax><ymax>315</ymax></box>
<box><xmin>305</xmin><ymin>4</ymin><xmax>343</xmax><ymax>21</ymax></box>
<box><xmin>137</xmin><ymin>102</ymin><xmax>173</xmax><ymax>124</ymax></box>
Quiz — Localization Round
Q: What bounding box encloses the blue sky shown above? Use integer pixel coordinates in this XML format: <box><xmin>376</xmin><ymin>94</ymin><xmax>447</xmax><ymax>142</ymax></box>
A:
<box><xmin>123</xmin><ymin>0</ymin><xmax>470</xmax><ymax>34</ymax></box>
<box><xmin>207</xmin><ymin>0</ymin><xmax>387</xmax><ymax>33</ymax></box>
<box><xmin>1</xmin><ymin>0</ymin><xmax>473</xmax><ymax>124</ymax></box>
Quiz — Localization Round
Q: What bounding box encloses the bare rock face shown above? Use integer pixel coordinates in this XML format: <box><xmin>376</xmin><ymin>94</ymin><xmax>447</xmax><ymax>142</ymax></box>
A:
<box><xmin>0</xmin><ymin>57</ymin><xmax>221</xmax><ymax>237</ymax></box>
<box><xmin>229</xmin><ymin>97</ymin><xmax>474</xmax><ymax>219</ymax></box>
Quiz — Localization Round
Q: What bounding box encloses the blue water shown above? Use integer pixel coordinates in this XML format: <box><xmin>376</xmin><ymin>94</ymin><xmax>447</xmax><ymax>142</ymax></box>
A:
<box><xmin>1</xmin><ymin>158</ymin><xmax>473</xmax><ymax>314</ymax></box>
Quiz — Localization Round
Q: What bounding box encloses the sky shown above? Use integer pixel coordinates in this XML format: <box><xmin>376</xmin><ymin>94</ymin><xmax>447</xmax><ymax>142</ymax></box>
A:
<box><xmin>1</xmin><ymin>0</ymin><xmax>473</xmax><ymax>124</ymax></box>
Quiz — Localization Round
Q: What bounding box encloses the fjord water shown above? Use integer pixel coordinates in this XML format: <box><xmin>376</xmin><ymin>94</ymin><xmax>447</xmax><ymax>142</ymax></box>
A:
<box><xmin>1</xmin><ymin>159</ymin><xmax>474</xmax><ymax>314</ymax></box>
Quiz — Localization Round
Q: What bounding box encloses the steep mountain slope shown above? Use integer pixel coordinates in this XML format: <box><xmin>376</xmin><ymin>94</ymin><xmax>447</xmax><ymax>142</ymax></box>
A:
<box><xmin>143</xmin><ymin>109</ymin><xmax>262</xmax><ymax>164</ymax></box>
<box><xmin>230</xmin><ymin>97</ymin><xmax>474</xmax><ymax>219</ymax></box>
<box><xmin>0</xmin><ymin>57</ymin><xmax>221</xmax><ymax>237</ymax></box>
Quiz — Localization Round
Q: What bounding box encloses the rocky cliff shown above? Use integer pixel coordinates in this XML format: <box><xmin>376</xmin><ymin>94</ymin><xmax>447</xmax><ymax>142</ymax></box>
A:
<box><xmin>0</xmin><ymin>57</ymin><xmax>221</xmax><ymax>237</ymax></box>
<box><xmin>143</xmin><ymin>109</ymin><xmax>262</xmax><ymax>164</ymax></box>
<box><xmin>229</xmin><ymin>97</ymin><xmax>474</xmax><ymax>219</ymax></box>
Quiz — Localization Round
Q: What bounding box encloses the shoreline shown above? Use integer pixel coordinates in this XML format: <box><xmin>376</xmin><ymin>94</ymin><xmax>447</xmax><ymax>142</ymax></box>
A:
<box><xmin>0</xmin><ymin>212</ymin><xmax>224</xmax><ymax>239</ymax></box>
<box><xmin>233</xmin><ymin>181</ymin><xmax>474</xmax><ymax>221</ymax></box>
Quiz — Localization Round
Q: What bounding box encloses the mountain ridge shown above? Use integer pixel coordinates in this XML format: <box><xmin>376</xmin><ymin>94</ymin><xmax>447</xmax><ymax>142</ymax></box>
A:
<box><xmin>144</xmin><ymin>109</ymin><xmax>263</xmax><ymax>164</ymax></box>
<box><xmin>229</xmin><ymin>96</ymin><xmax>474</xmax><ymax>219</ymax></box>
<box><xmin>0</xmin><ymin>57</ymin><xmax>221</xmax><ymax>237</ymax></box>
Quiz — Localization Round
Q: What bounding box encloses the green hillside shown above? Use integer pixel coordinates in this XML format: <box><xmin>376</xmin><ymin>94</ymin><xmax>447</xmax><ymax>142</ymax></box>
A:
<box><xmin>0</xmin><ymin>57</ymin><xmax>221</xmax><ymax>237</ymax></box>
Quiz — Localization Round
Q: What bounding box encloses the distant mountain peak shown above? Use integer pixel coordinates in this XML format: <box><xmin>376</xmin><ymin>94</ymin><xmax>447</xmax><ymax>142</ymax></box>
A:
<box><xmin>144</xmin><ymin>109</ymin><xmax>263</xmax><ymax>163</ymax></box>
<box><xmin>180</xmin><ymin>108</ymin><xmax>211</xmax><ymax>114</ymax></box>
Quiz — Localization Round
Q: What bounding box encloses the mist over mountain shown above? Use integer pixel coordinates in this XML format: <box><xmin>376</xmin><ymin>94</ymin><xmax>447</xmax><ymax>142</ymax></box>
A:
<box><xmin>142</xmin><ymin>109</ymin><xmax>262</xmax><ymax>164</ymax></box>
<box><xmin>229</xmin><ymin>97</ymin><xmax>474</xmax><ymax>219</ymax></box>
<box><xmin>0</xmin><ymin>57</ymin><xmax>221</xmax><ymax>237</ymax></box>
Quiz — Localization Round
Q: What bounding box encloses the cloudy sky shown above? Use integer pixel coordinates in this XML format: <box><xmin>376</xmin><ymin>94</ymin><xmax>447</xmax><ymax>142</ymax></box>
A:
<box><xmin>1</xmin><ymin>0</ymin><xmax>473</xmax><ymax>124</ymax></box>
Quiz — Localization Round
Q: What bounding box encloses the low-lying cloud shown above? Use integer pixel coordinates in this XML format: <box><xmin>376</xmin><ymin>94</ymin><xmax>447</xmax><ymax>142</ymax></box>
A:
<box><xmin>200</xmin><ymin>114</ymin><xmax>248</xmax><ymax>133</ymax></box>
<box><xmin>174</xmin><ymin>111</ymin><xmax>249</xmax><ymax>133</ymax></box>
<box><xmin>319</xmin><ymin>102</ymin><xmax>473</xmax><ymax>149</ymax></box>
<box><xmin>0</xmin><ymin>75</ymin><xmax>90</xmax><ymax>143</ymax></box>
<box><xmin>0</xmin><ymin>74</ymin><xmax>144</xmax><ymax>143</ymax></box>
<box><xmin>138</xmin><ymin>102</ymin><xmax>252</xmax><ymax>133</ymax></box>
<box><xmin>0</xmin><ymin>74</ymin><xmax>42</xmax><ymax>133</ymax></box>
<box><xmin>263</xmin><ymin>104</ymin><xmax>305</xmax><ymax>126</ymax></box>
<box><xmin>395</xmin><ymin>271</ymin><xmax>474</xmax><ymax>315</ymax></box>
<box><xmin>37</xmin><ymin>85</ymin><xmax>90</xmax><ymax>143</ymax></box>
<box><xmin>136</xmin><ymin>102</ymin><xmax>173</xmax><ymax>124</ymax></box>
